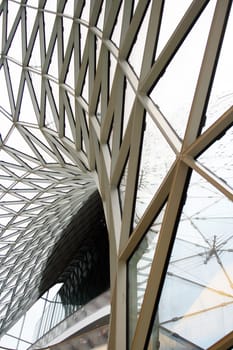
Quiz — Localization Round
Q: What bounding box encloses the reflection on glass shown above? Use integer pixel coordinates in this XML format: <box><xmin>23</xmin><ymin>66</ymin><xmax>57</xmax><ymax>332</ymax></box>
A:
<box><xmin>149</xmin><ymin>170</ymin><xmax>233</xmax><ymax>349</ymax></box>
<box><xmin>133</xmin><ymin>114</ymin><xmax>175</xmax><ymax>228</ymax></box>
<box><xmin>128</xmin><ymin>206</ymin><xmax>166</xmax><ymax>347</ymax></box>
<box><xmin>203</xmin><ymin>7</ymin><xmax>233</xmax><ymax>131</ymax></box>
<box><xmin>150</xmin><ymin>1</ymin><xmax>215</xmax><ymax>139</ymax></box>
<box><xmin>198</xmin><ymin>126</ymin><xmax>233</xmax><ymax>190</ymax></box>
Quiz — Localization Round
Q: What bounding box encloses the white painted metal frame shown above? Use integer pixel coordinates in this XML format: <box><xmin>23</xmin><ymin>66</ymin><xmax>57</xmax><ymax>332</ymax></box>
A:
<box><xmin>0</xmin><ymin>1</ymin><xmax>232</xmax><ymax>349</ymax></box>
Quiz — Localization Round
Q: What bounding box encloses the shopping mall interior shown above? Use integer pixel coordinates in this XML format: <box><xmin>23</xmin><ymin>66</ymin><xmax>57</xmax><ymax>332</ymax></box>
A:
<box><xmin>0</xmin><ymin>0</ymin><xmax>232</xmax><ymax>349</ymax></box>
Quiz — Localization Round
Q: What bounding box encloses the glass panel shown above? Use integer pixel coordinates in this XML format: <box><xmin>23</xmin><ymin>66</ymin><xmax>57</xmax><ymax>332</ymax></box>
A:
<box><xmin>149</xmin><ymin>170</ymin><xmax>233</xmax><ymax>349</ymax></box>
<box><xmin>198</xmin><ymin>126</ymin><xmax>233</xmax><ymax>190</ymax></box>
<box><xmin>128</xmin><ymin>2</ymin><xmax>152</xmax><ymax>78</ymax></box>
<box><xmin>128</xmin><ymin>205</ymin><xmax>167</xmax><ymax>348</ymax></box>
<box><xmin>155</xmin><ymin>0</ymin><xmax>192</xmax><ymax>58</ymax></box>
<box><xmin>203</xmin><ymin>7</ymin><xmax>233</xmax><ymax>131</ymax></box>
<box><xmin>133</xmin><ymin>113</ymin><xmax>175</xmax><ymax>227</ymax></box>
<box><xmin>150</xmin><ymin>1</ymin><xmax>215</xmax><ymax>139</ymax></box>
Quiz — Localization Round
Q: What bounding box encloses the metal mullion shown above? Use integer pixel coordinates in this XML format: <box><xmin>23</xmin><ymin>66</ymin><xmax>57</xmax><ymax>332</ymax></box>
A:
<box><xmin>4</xmin><ymin>144</ymin><xmax>41</xmax><ymax>167</ymax></box>
<box><xmin>58</xmin><ymin>138</ymin><xmax>89</xmax><ymax>171</ymax></box>
<box><xmin>208</xmin><ymin>330</ymin><xmax>233</xmax><ymax>350</ymax></box>
<box><xmin>16</xmin><ymin>125</ymin><xmax>46</xmax><ymax>165</ymax></box>
<box><xmin>74</xmin><ymin>99</ymin><xmax>82</xmax><ymax>151</ymax></box>
<box><xmin>59</xmin><ymin>25</ymin><xmax>74</xmax><ymax>83</ymax></box>
<box><xmin>139</xmin><ymin>0</ymin><xmax>210</xmax><ymax>93</ymax></box>
<box><xmin>89</xmin><ymin>43</ymin><xmax>106</xmax><ymax>115</ymax></box>
<box><xmin>44</xmin><ymin>130</ymin><xmax>87</xmax><ymax>170</ymax></box>
<box><xmin>24</xmin><ymin>71</ymin><xmax>40</xmax><ymax>123</ymax></box>
<box><xmin>1</xmin><ymin>1</ymin><xmax>7</xmax><ymax>68</ymax></box>
<box><xmin>182</xmin><ymin>156</ymin><xmax>233</xmax><ymax>201</ymax></box>
<box><xmin>183</xmin><ymin>0</ymin><xmax>232</xmax><ymax>149</ymax></box>
<box><xmin>102</xmin><ymin>0</ymin><xmax>122</xmax><ymax>39</ymax></box>
<box><xmin>42</xmin><ymin>24</ymin><xmax>57</xmax><ymax>74</ymax></box>
<box><xmin>119</xmin><ymin>101</ymin><xmax>145</xmax><ymax>252</ymax></box>
<box><xmin>58</xmin><ymin>86</ymin><xmax>65</xmax><ymax>138</ymax></box>
<box><xmin>110</xmin><ymin>110</ymin><xmax>133</xmax><ymax>187</ymax></box>
<box><xmin>19</xmin><ymin>125</ymin><xmax>58</xmax><ymax>163</ymax></box>
<box><xmin>87</xmin><ymin>116</ymin><xmax>98</xmax><ymax>170</ymax></box>
<box><xmin>3</xmin><ymin>60</ymin><xmax>16</xmax><ymax>114</ymax></box>
<box><xmin>20</xmin><ymin>2</ymin><xmax>27</xmax><ymax>63</ymax></box>
<box><xmin>23</xmin><ymin>13</ymin><xmax>39</xmax><ymax>66</ymax></box>
<box><xmin>1</xmin><ymin>3</ymin><xmax>23</xmax><ymax>56</ymax></box>
<box><xmin>131</xmin><ymin>160</ymin><xmax>190</xmax><ymax>350</ymax></box>
<box><xmin>73</xmin><ymin>0</ymin><xmax>85</xmax><ymax>19</ymax></box>
<box><xmin>100</xmin><ymin>65</ymin><xmax>121</xmax><ymax>144</ymax></box>
<box><xmin>56</xmin><ymin>15</ymin><xmax>64</xmax><ymax>79</ymax></box>
<box><xmin>118</xmin><ymin>0</ymin><xmax>133</xmax><ymax>48</ymax></box>
<box><xmin>74</xmin><ymin>39</ymin><xmax>89</xmax><ymax>95</ymax></box>
<box><xmin>38</xmin><ymin>5</ymin><xmax>46</xmax><ymax>66</ymax></box>
<box><xmin>41</xmin><ymin>129</ymin><xmax>65</xmax><ymax>165</ymax></box>
<box><xmin>138</xmin><ymin>94</ymin><xmax>182</xmax><ymax>154</ymax></box>
<box><xmin>185</xmin><ymin>104</ymin><xmax>233</xmax><ymax>158</ymax></box>
<box><xmin>73</xmin><ymin>22</ymin><xmax>81</xmax><ymax>89</ymax></box>
<box><xmin>120</xmin><ymin>162</ymin><xmax>176</xmax><ymax>261</ymax></box>
<box><xmin>44</xmin><ymin>79</ymin><xmax>60</xmax><ymax>131</ymax></box>
<box><xmin>100</xmin><ymin>45</ymin><xmax>109</xmax><ymax>122</ymax></box>
<box><xmin>14</xmin><ymin>71</ymin><xmax>25</xmax><ymax>122</ymax></box>
<box><xmin>88</xmin><ymin>31</ymin><xmax>96</xmax><ymax>107</ymax></box>
<box><xmin>139</xmin><ymin>0</ymin><xmax>164</xmax><ymax>81</ymax></box>
<box><xmin>89</xmin><ymin>0</ymin><xmax>103</xmax><ymax>27</ymax></box>
<box><xmin>62</xmin><ymin>89</ymin><xmax>76</xmax><ymax>140</ymax></box>
<box><xmin>110</xmin><ymin>72</ymin><xmax>125</xmax><ymax>178</ymax></box>
<box><xmin>119</xmin><ymin>0</ymin><xmax>151</xmax><ymax>60</ymax></box>
<box><xmin>75</xmin><ymin>102</ymin><xmax>89</xmax><ymax>157</ymax></box>
<box><xmin>39</xmin><ymin>75</ymin><xmax>46</xmax><ymax>127</ymax></box>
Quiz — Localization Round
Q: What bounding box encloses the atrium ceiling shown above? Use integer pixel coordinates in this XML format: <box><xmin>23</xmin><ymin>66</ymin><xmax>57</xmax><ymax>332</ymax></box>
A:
<box><xmin>0</xmin><ymin>1</ymin><xmax>233</xmax><ymax>349</ymax></box>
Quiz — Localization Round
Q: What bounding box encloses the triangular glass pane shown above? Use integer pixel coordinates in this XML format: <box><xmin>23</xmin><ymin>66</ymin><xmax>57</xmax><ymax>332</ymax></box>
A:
<box><xmin>26</xmin><ymin>5</ymin><xmax>38</xmax><ymax>43</ymax></box>
<box><xmin>0</xmin><ymin>115</ymin><xmax>12</xmax><ymax>143</ymax></box>
<box><xmin>153</xmin><ymin>170</ymin><xmax>233</xmax><ymax>349</ymax></box>
<box><xmin>203</xmin><ymin>7</ymin><xmax>233</xmax><ymax>132</ymax></box>
<box><xmin>18</xmin><ymin>79</ymin><xmax>38</xmax><ymax>124</ymax></box>
<box><xmin>150</xmin><ymin>1</ymin><xmax>215</xmax><ymax>139</ymax></box>
<box><xmin>96</xmin><ymin>0</ymin><xmax>105</xmax><ymax>31</ymax></box>
<box><xmin>65</xmin><ymin>47</ymin><xmax>75</xmax><ymax>88</ymax></box>
<box><xmin>109</xmin><ymin>52</ymin><xmax>117</xmax><ymax>95</ymax></box>
<box><xmin>28</xmin><ymin>27</ymin><xmax>42</xmax><ymax>70</ymax></box>
<box><xmin>110</xmin><ymin>3</ymin><xmax>123</xmax><ymax>48</ymax></box>
<box><xmin>64</xmin><ymin>110</ymin><xmax>75</xmax><ymax>143</ymax></box>
<box><xmin>29</xmin><ymin>71</ymin><xmax>41</xmax><ymax>109</ymax></box>
<box><xmin>197</xmin><ymin>126</ymin><xmax>233</xmax><ymax>190</ymax></box>
<box><xmin>156</xmin><ymin>0</ymin><xmax>193</xmax><ymax>58</ymax></box>
<box><xmin>8</xmin><ymin>60</ymin><xmax>22</xmax><ymax>104</ymax></box>
<box><xmin>45</xmin><ymin>92</ymin><xmax>58</xmax><ymax>132</ymax></box>
<box><xmin>122</xmin><ymin>78</ymin><xmax>135</xmax><ymax>137</ymax></box>
<box><xmin>80</xmin><ymin>24</ymin><xmax>88</xmax><ymax>60</ymax></box>
<box><xmin>80</xmin><ymin>1</ymin><xmax>90</xmax><ymax>21</ymax></box>
<box><xmin>62</xmin><ymin>16</ymin><xmax>73</xmax><ymax>55</ymax></box>
<box><xmin>0</xmin><ymin>68</ymin><xmax>12</xmax><ymax>114</ymax></box>
<box><xmin>48</xmin><ymin>39</ymin><xmax>59</xmax><ymax>80</ymax></box>
<box><xmin>7</xmin><ymin>16</ymin><xmax>22</xmax><ymax>63</ymax></box>
<box><xmin>0</xmin><ymin>9</ymin><xmax>3</xmax><ymax>45</ymax></box>
<box><xmin>43</xmin><ymin>11</ymin><xmax>56</xmax><ymax>52</ymax></box>
<box><xmin>5</xmin><ymin>127</ymin><xmax>36</xmax><ymax>160</ymax></box>
<box><xmin>128</xmin><ymin>203</ymin><xmax>167</xmax><ymax>347</ymax></box>
<box><xmin>133</xmin><ymin>114</ymin><xmax>175</xmax><ymax>228</ymax></box>
<box><xmin>81</xmin><ymin>63</ymin><xmax>89</xmax><ymax>104</ymax></box>
<box><xmin>128</xmin><ymin>2</ymin><xmax>152</xmax><ymax>77</ymax></box>
<box><xmin>6</xmin><ymin>0</ymin><xmax>20</xmax><ymax>39</ymax></box>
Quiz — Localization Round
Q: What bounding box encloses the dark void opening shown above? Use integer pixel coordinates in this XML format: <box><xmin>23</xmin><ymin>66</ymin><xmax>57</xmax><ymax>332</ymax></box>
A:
<box><xmin>39</xmin><ymin>190</ymin><xmax>110</xmax><ymax>311</ymax></box>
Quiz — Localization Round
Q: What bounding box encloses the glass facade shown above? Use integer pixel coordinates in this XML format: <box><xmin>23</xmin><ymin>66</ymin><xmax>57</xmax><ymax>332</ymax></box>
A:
<box><xmin>0</xmin><ymin>1</ymin><xmax>232</xmax><ymax>349</ymax></box>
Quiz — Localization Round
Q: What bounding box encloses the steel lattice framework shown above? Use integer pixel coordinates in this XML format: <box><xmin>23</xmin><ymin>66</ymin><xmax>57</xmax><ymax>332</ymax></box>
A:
<box><xmin>0</xmin><ymin>0</ymin><xmax>233</xmax><ymax>349</ymax></box>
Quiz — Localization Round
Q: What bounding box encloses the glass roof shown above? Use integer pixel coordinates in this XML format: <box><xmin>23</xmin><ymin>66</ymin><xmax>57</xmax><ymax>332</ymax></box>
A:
<box><xmin>0</xmin><ymin>1</ymin><xmax>232</xmax><ymax>349</ymax></box>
